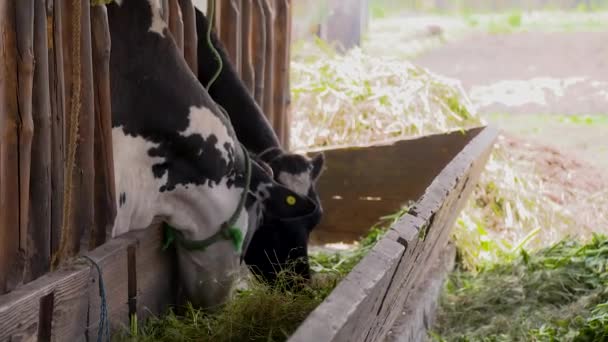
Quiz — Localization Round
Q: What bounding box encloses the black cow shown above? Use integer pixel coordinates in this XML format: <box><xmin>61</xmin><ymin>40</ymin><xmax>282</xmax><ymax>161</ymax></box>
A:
<box><xmin>193</xmin><ymin>9</ymin><xmax>325</xmax><ymax>284</ymax></box>
<box><xmin>107</xmin><ymin>0</ymin><xmax>318</xmax><ymax>308</ymax></box>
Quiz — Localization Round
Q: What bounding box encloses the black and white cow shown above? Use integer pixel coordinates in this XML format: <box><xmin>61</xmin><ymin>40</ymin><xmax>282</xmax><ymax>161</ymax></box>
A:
<box><xmin>193</xmin><ymin>9</ymin><xmax>325</xmax><ymax>283</ymax></box>
<box><xmin>107</xmin><ymin>0</ymin><xmax>319</xmax><ymax>308</ymax></box>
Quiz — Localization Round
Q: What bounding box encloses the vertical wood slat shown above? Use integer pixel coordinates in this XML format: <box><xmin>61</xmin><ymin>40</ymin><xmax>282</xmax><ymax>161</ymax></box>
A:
<box><xmin>15</xmin><ymin>2</ymin><xmax>36</xmax><ymax>284</ymax></box>
<box><xmin>240</xmin><ymin>0</ymin><xmax>255</xmax><ymax>93</ymax></box>
<box><xmin>251</xmin><ymin>0</ymin><xmax>266</xmax><ymax>107</ymax></box>
<box><xmin>282</xmin><ymin>0</ymin><xmax>292</xmax><ymax>149</ymax></box>
<box><xmin>168</xmin><ymin>0</ymin><xmax>184</xmax><ymax>53</ymax></box>
<box><xmin>91</xmin><ymin>4</ymin><xmax>116</xmax><ymax>250</ymax></box>
<box><xmin>27</xmin><ymin>0</ymin><xmax>53</xmax><ymax>282</ymax></box>
<box><xmin>261</xmin><ymin>0</ymin><xmax>274</xmax><ymax>124</ymax></box>
<box><xmin>272</xmin><ymin>0</ymin><xmax>291</xmax><ymax>147</ymax></box>
<box><xmin>0</xmin><ymin>0</ymin><xmax>22</xmax><ymax>294</ymax></box>
<box><xmin>55</xmin><ymin>0</ymin><xmax>95</xmax><ymax>265</ymax></box>
<box><xmin>179</xmin><ymin>0</ymin><xmax>198</xmax><ymax>74</ymax></box>
<box><xmin>48</xmin><ymin>0</ymin><xmax>67</xmax><ymax>263</ymax></box>
<box><xmin>219</xmin><ymin>0</ymin><xmax>242</xmax><ymax>74</ymax></box>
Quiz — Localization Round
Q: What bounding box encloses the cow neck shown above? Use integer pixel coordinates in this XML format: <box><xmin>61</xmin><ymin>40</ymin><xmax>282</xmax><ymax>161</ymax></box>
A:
<box><xmin>163</xmin><ymin>143</ymin><xmax>252</xmax><ymax>253</ymax></box>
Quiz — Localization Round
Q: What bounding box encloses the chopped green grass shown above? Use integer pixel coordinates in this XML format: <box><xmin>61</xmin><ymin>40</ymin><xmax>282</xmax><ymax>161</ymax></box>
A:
<box><xmin>432</xmin><ymin>234</ymin><xmax>608</xmax><ymax>341</ymax></box>
<box><xmin>113</xmin><ymin>209</ymin><xmax>404</xmax><ymax>342</ymax></box>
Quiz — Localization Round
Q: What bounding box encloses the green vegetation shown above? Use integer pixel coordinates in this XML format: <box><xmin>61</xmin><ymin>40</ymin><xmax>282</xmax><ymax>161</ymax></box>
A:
<box><xmin>114</xmin><ymin>206</ymin><xmax>404</xmax><ymax>342</ymax></box>
<box><xmin>432</xmin><ymin>235</ymin><xmax>608</xmax><ymax>341</ymax></box>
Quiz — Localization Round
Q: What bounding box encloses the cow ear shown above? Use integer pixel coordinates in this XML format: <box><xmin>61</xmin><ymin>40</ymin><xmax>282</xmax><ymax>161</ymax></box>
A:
<box><xmin>310</xmin><ymin>153</ymin><xmax>325</xmax><ymax>181</ymax></box>
<box><xmin>265</xmin><ymin>185</ymin><xmax>317</xmax><ymax>221</ymax></box>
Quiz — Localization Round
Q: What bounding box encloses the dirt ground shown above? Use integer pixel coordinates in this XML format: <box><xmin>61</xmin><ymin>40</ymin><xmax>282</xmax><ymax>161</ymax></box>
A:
<box><xmin>414</xmin><ymin>30</ymin><xmax>608</xmax><ymax>179</ymax></box>
<box><xmin>413</xmin><ymin>30</ymin><xmax>608</xmax><ymax>231</ymax></box>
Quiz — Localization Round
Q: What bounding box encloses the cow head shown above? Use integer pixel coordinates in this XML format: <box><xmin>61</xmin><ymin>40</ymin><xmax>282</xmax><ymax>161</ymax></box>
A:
<box><xmin>244</xmin><ymin>149</ymin><xmax>325</xmax><ymax>286</ymax></box>
<box><xmin>177</xmin><ymin>155</ymin><xmax>319</xmax><ymax>308</ymax></box>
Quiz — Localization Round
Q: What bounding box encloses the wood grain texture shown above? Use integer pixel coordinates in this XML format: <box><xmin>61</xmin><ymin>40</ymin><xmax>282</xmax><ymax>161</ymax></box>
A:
<box><xmin>251</xmin><ymin>0</ymin><xmax>266</xmax><ymax>106</ymax></box>
<box><xmin>240</xmin><ymin>0</ymin><xmax>255</xmax><ymax>93</ymax></box>
<box><xmin>0</xmin><ymin>0</ymin><xmax>22</xmax><ymax>294</ymax></box>
<box><xmin>0</xmin><ymin>264</ymin><xmax>90</xmax><ymax>342</ymax></box>
<box><xmin>56</xmin><ymin>0</ymin><xmax>96</xmax><ymax>262</ymax></box>
<box><xmin>288</xmin><ymin>126</ymin><xmax>498</xmax><ymax>342</ymax></box>
<box><xmin>309</xmin><ymin>128</ymin><xmax>484</xmax><ymax>245</ymax></box>
<box><xmin>219</xmin><ymin>0</ymin><xmax>241</xmax><ymax>74</ymax></box>
<box><xmin>289</xmin><ymin>238</ymin><xmax>405</xmax><ymax>342</ymax></box>
<box><xmin>179</xmin><ymin>0</ymin><xmax>198</xmax><ymax>74</ymax></box>
<box><xmin>91</xmin><ymin>5</ymin><xmax>116</xmax><ymax>249</ymax></box>
<box><xmin>169</xmin><ymin>0</ymin><xmax>184</xmax><ymax>53</ymax></box>
<box><xmin>133</xmin><ymin>223</ymin><xmax>177</xmax><ymax>321</ymax></box>
<box><xmin>48</xmin><ymin>0</ymin><xmax>67</xmax><ymax>260</ymax></box>
<box><xmin>386</xmin><ymin>244</ymin><xmax>456</xmax><ymax>342</ymax></box>
<box><xmin>27</xmin><ymin>0</ymin><xmax>53</xmax><ymax>282</ymax></box>
<box><xmin>271</xmin><ymin>0</ymin><xmax>290</xmax><ymax>146</ymax></box>
<box><xmin>85</xmin><ymin>236</ymin><xmax>133</xmax><ymax>339</ymax></box>
<box><xmin>261</xmin><ymin>0</ymin><xmax>274</xmax><ymax>123</ymax></box>
<box><xmin>15</xmin><ymin>0</ymin><xmax>36</xmax><ymax>274</ymax></box>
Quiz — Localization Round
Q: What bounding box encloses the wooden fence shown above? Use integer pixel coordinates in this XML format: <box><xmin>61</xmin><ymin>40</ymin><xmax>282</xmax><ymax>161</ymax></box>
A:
<box><xmin>0</xmin><ymin>0</ymin><xmax>293</xmax><ymax>296</ymax></box>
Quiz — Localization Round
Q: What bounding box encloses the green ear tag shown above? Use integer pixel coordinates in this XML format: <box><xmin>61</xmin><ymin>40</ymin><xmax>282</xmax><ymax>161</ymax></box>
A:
<box><xmin>286</xmin><ymin>195</ymin><xmax>297</xmax><ymax>206</ymax></box>
<box><xmin>227</xmin><ymin>226</ymin><xmax>244</xmax><ymax>253</ymax></box>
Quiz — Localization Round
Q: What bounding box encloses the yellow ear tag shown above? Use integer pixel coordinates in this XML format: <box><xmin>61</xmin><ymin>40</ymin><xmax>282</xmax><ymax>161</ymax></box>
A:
<box><xmin>286</xmin><ymin>195</ymin><xmax>297</xmax><ymax>206</ymax></box>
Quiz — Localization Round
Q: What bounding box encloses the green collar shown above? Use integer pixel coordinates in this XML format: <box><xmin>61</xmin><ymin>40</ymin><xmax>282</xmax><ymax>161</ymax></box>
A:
<box><xmin>163</xmin><ymin>145</ymin><xmax>252</xmax><ymax>253</ymax></box>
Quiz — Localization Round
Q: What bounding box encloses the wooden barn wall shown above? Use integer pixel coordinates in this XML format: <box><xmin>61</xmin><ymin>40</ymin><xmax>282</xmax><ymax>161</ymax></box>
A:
<box><xmin>0</xmin><ymin>0</ymin><xmax>294</xmax><ymax>295</ymax></box>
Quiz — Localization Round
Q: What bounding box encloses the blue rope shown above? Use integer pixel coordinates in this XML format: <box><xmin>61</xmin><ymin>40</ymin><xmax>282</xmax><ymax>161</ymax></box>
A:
<box><xmin>82</xmin><ymin>255</ymin><xmax>110</xmax><ymax>342</ymax></box>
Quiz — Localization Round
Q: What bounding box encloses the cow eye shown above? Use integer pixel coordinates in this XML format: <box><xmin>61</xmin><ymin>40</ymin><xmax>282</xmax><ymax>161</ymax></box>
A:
<box><xmin>285</xmin><ymin>195</ymin><xmax>296</xmax><ymax>206</ymax></box>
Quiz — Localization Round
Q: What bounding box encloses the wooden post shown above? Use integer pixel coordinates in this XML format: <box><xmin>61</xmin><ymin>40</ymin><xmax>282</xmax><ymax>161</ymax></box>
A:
<box><xmin>261</xmin><ymin>0</ymin><xmax>274</xmax><ymax>124</ymax></box>
<box><xmin>282</xmin><ymin>0</ymin><xmax>292</xmax><ymax>149</ymax></box>
<box><xmin>179</xmin><ymin>0</ymin><xmax>198</xmax><ymax>74</ymax></box>
<box><xmin>240</xmin><ymin>0</ymin><xmax>255</xmax><ymax>93</ymax></box>
<box><xmin>169</xmin><ymin>0</ymin><xmax>184</xmax><ymax>53</ymax></box>
<box><xmin>219</xmin><ymin>0</ymin><xmax>242</xmax><ymax>74</ymax></box>
<box><xmin>272</xmin><ymin>0</ymin><xmax>291</xmax><ymax>147</ymax></box>
<box><xmin>91</xmin><ymin>4</ymin><xmax>116</xmax><ymax>249</ymax></box>
<box><xmin>54</xmin><ymin>0</ymin><xmax>95</xmax><ymax>265</ymax></box>
<box><xmin>252</xmin><ymin>0</ymin><xmax>266</xmax><ymax>107</ymax></box>
<box><xmin>161</xmin><ymin>0</ymin><xmax>170</xmax><ymax>22</ymax></box>
<box><xmin>0</xmin><ymin>0</ymin><xmax>22</xmax><ymax>294</ymax></box>
<box><xmin>48</xmin><ymin>0</ymin><xmax>67</xmax><ymax>260</ymax></box>
<box><xmin>16</xmin><ymin>1</ymin><xmax>36</xmax><ymax>281</ymax></box>
<box><xmin>27</xmin><ymin>0</ymin><xmax>53</xmax><ymax>282</ymax></box>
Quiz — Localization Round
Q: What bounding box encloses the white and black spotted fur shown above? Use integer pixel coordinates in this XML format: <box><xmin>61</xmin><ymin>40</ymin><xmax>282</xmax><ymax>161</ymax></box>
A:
<box><xmin>107</xmin><ymin>0</ymin><xmax>318</xmax><ymax>308</ymax></box>
<box><xmin>194</xmin><ymin>9</ymin><xmax>325</xmax><ymax>284</ymax></box>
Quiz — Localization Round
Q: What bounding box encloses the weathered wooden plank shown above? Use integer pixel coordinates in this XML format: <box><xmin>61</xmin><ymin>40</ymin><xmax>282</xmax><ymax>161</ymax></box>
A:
<box><xmin>91</xmin><ymin>4</ymin><xmax>116</xmax><ymax>249</ymax></box>
<box><xmin>386</xmin><ymin>244</ymin><xmax>456</xmax><ymax>342</ymax></box>
<box><xmin>15</xmin><ymin>2</ymin><xmax>36</xmax><ymax>281</ymax></box>
<box><xmin>133</xmin><ymin>223</ymin><xmax>176</xmax><ymax>321</ymax></box>
<box><xmin>219</xmin><ymin>0</ymin><xmax>241</xmax><ymax>74</ymax></box>
<box><xmin>55</xmin><ymin>0</ymin><xmax>96</xmax><ymax>264</ymax></box>
<box><xmin>289</xmin><ymin>126</ymin><xmax>498</xmax><ymax>342</ymax></box>
<box><xmin>0</xmin><ymin>0</ymin><xmax>22</xmax><ymax>294</ymax></box>
<box><xmin>0</xmin><ymin>264</ymin><xmax>90</xmax><ymax>342</ymax></box>
<box><xmin>27</xmin><ymin>0</ymin><xmax>54</xmax><ymax>282</ymax></box>
<box><xmin>309</xmin><ymin>128</ymin><xmax>484</xmax><ymax>245</ymax></box>
<box><xmin>289</xmin><ymin>238</ymin><xmax>405</xmax><ymax>342</ymax></box>
<box><xmin>169</xmin><ymin>0</ymin><xmax>184</xmax><ymax>53</ymax></box>
<box><xmin>271</xmin><ymin>0</ymin><xmax>290</xmax><ymax>145</ymax></box>
<box><xmin>47</xmin><ymin>0</ymin><xmax>67</xmax><ymax>260</ymax></box>
<box><xmin>85</xmin><ymin>236</ymin><xmax>133</xmax><ymax>339</ymax></box>
<box><xmin>179</xmin><ymin>0</ymin><xmax>198</xmax><ymax>74</ymax></box>
<box><xmin>261</xmin><ymin>0</ymin><xmax>274</xmax><ymax>123</ymax></box>
<box><xmin>282</xmin><ymin>0</ymin><xmax>292</xmax><ymax>149</ymax></box>
<box><xmin>251</xmin><ymin>0</ymin><xmax>266</xmax><ymax>106</ymax></box>
<box><xmin>240</xmin><ymin>0</ymin><xmax>255</xmax><ymax>93</ymax></box>
<box><xmin>367</xmin><ymin>126</ymin><xmax>498</xmax><ymax>342</ymax></box>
